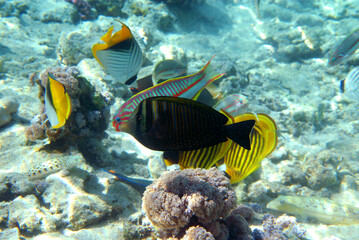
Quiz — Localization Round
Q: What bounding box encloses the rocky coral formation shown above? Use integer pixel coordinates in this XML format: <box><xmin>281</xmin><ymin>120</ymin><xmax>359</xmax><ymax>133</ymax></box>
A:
<box><xmin>142</xmin><ymin>168</ymin><xmax>253</xmax><ymax>239</ymax></box>
<box><xmin>25</xmin><ymin>66</ymin><xmax>110</xmax><ymax>143</ymax></box>
<box><xmin>157</xmin><ymin>0</ymin><xmax>206</xmax><ymax>8</ymax></box>
<box><xmin>0</xmin><ymin>96</ymin><xmax>19</xmax><ymax>127</ymax></box>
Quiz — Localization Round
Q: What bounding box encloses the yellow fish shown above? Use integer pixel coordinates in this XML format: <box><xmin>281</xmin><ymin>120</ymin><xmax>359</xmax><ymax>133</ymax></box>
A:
<box><xmin>45</xmin><ymin>73</ymin><xmax>72</xmax><ymax>129</ymax></box>
<box><xmin>92</xmin><ymin>20</ymin><xmax>143</xmax><ymax>85</ymax></box>
<box><xmin>224</xmin><ymin>113</ymin><xmax>277</xmax><ymax>183</ymax></box>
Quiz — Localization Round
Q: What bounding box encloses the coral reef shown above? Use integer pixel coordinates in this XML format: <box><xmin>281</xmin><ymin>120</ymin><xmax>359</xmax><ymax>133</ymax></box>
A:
<box><xmin>142</xmin><ymin>168</ymin><xmax>240</xmax><ymax>239</ymax></box>
<box><xmin>26</xmin><ymin>66</ymin><xmax>110</xmax><ymax>143</ymax></box>
<box><xmin>0</xmin><ymin>96</ymin><xmax>19</xmax><ymax>127</ymax></box>
<box><xmin>253</xmin><ymin>214</ymin><xmax>307</xmax><ymax>240</ymax></box>
<box><xmin>87</xmin><ymin>0</ymin><xmax>126</xmax><ymax>17</ymax></box>
<box><xmin>65</xmin><ymin>0</ymin><xmax>94</xmax><ymax>20</ymax></box>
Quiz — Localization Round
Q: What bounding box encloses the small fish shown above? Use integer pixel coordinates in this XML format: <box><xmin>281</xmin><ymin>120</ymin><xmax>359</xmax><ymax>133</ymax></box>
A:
<box><xmin>328</xmin><ymin>28</ymin><xmax>359</xmax><ymax>66</ymax></box>
<box><xmin>25</xmin><ymin>159</ymin><xmax>64</xmax><ymax>180</ymax></box>
<box><xmin>121</xmin><ymin>96</ymin><xmax>255</xmax><ymax>151</ymax></box>
<box><xmin>113</xmin><ymin>57</ymin><xmax>224</xmax><ymax>131</ymax></box>
<box><xmin>224</xmin><ymin>113</ymin><xmax>277</xmax><ymax>183</ymax></box>
<box><xmin>254</xmin><ymin>0</ymin><xmax>261</xmax><ymax>19</ymax></box>
<box><xmin>152</xmin><ymin>59</ymin><xmax>187</xmax><ymax>85</ymax></box>
<box><xmin>45</xmin><ymin>73</ymin><xmax>72</xmax><ymax>129</ymax></box>
<box><xmin>267</xmin><ymin>195</ymin><xmax>359</xmax><ymax>225</ymax></box>
<box><xmin>92</xmin><ymin>20</ymin><xmax>143</xmax><ymax>85</ymax></box>
<box><xmin>340</xmin><ymin>67</ymin><xmax>359</xmax><ymax>100</ymax></box>
<box><xmin>213</xmin><ymin>94</ymin><xmax>248</xmax><ymax>117</ymax></box>
<box><xmin>102</xmin><ymin>169</ymin><xmax>152</xmax><ymax>193</ymax></box>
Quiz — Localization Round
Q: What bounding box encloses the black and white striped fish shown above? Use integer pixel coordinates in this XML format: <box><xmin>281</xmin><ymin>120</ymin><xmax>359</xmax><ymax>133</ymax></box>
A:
<box><xmin>340</xmin><ymin>67</ymin><xmax>359</xmax><ymax>101</ymax></box>
<box><xmin>92</xmin><ymin>20</ymin><xmax>143</xmax><ymax>85</ymax></box>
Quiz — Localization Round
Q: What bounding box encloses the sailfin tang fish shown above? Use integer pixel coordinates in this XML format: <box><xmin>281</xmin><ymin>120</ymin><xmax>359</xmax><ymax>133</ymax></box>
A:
<box><xmin>267</xmin><ymin>195</ymin><xmax>359</xmax><ymax>225</ymax></box>
<box><xmin>328</xmin><ymin>28</ymin><xmax>359</xmax><ymax>66</ymax></box>
<box><xmin>340</xmin><ymin>67</ymin><xmax>359</xmax><ymax>101</ymax></box>
<box><xmin>224</xmin><ymin>113</ymin><xmax>277</xmax><ymax>183</ymax></box>
<box><xmin>102</xmin><ymin>169</ymin><xmax>152</xmax><ymax>193</ymax></box>
<box><xmin>121</xmin><ymin>96</ymin><xmax>255</xmax><ymax>151</ymax></box>
<box><xmin>45</xmin><ymin>73</ymin><xmax>72</xmax><ymax>129</ymax></box>
<box><xmin>113</xmin><ymin>57</ymin><xmax>225</xmax><ymax>131</ymax></box>
<box><xmin>92</xmin><ymin>20</ymin><xmax>143</xmax><ymax>85</ymax></box>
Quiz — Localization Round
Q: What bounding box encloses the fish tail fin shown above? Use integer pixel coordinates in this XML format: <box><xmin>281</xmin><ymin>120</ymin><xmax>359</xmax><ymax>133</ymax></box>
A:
<box><xmin>224</xmin><ymin>120</ymin><xmax>255</xmax><ymax>150</ymax></box>
<box><xmin>192</xmin><ymin>56</ymin><xmax>225</xmax><ymax>100</ymax></box>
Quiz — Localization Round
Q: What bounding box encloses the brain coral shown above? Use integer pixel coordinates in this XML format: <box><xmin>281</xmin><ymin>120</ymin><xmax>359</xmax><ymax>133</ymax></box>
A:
<box><xmin>142</xmin><ymin>168</ymin><xmax>237</xmax><ymax>239</ymax></box>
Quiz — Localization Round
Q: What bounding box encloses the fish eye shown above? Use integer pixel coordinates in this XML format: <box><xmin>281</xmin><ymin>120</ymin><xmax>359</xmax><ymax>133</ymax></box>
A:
<box><xmin>115</xmin><ymin>117</ymin><xmax>121</xmax><ymax>123</ymax></box>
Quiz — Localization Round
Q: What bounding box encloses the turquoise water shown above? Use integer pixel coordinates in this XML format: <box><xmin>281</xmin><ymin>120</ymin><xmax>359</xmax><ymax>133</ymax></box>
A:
<box><xmin>1</xmin><ymin>0</ymin><xmax>359</xmax><ymax>239</ymax></box>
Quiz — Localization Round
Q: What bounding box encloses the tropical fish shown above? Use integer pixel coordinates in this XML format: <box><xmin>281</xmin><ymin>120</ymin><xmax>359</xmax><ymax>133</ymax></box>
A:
<box><xmin>102</xmin><ymin>169</ymin><xmax>152</xmax><ymax>193</ymax></box>
<box><xmin>328</xmin><ymin>28</ymin><xmax>359</xmax><ymax>66</ymax></box>
<box><xmin>92</xmin><ymin>20</ymin><xmax>143</xmax><ymax>85</ymax></box>
<box><xmin>224</xmin><ymin>113</ymin><xmax>277</xmax><ymax>183</ymax></box>
<box><xmin>163</xmin><ymin>113</ymin><xmax>276</xmax><ymax>184</ymax></box>
<box><xmin>340</xmin><ymin>67</ymin><xmax>359</xmax><ymax>101</ymax></box>
<box><xmin>213</xmin><ymin>94</ymin><xmax>248</xmax><ymax>117</ymax></box>
<box><xmin>267</xmin><ymin>195</ymin><xmax>359</xmax><ymax>225</ymax></box>
<box><xmin>113</xmin><ymin>57</ymin><xmax>224</xmax><ymax>131</ymax></box>
<box><xmin>121</xmin><ymin>96</ymin><xmax>255</xmax><ymax>151</ymax></box>
<box><xmin>152</xmin><ymin>59</ymin><xmax>187</xmax><ymax>85</ymax></box>
<box><xmin>45</xmin><ymin>73</ymin><xmax>72</xmax><ymax>129</ymax></box>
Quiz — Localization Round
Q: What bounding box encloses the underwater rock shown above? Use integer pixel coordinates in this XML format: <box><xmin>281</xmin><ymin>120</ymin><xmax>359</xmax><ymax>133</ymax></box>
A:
<box><xmin>0</xmin><ymin>172</ymin><xmax>36</xmax><ymax>202</ymax></box>
<box><xmin>0</xmin><ymin>227</ymin><xmax>20</xmax><ymax>240</ymax></box>
<box><xmin>0</xmin><ymin>96</ymin><xmax>19</xmax><ymax>127</ymax></box>
<box><xmin>224</xmin><ymin>214</ymin><xmax>253</xmax><ymax>240</ymax></box>
<box><xmin>142</xmin><ymin>168</ymin><xmax>237</xmax><ymax>239</ymax></box>
<box><xmin>148</xmin><ymin>155</ymin><xmax>167</xmax><ymax>179</ymax></box>
<box><xmin>67</xmin><ymin>193</ymin><xmax>112</xmax><ymax>230</ymax></box>
<box><xmin>8</xmin><ymin>194</ymin><xmax>59</xmax><ymax>233</ymax></box>
<box><xmin>0</xmin><ymin>202</ymin><xmax>9</xmax><ymax>225</ymax></box>
<box><xmin>87</xmin><ymin>0</ymin><xmax>126</xmax><ymax>17</ymax></box>
<box><xmin>57</xmin><ymin>31</ymin><xmax>93</xmax><ymax>66</ymax></box>
<box><xmin>230</xmin><ymin>205</ymin><xmax>254</xmax><ymax>222</ymax></box>
<box><xmin>254</xmin><ymin>214</ymin><xmax>307</xmax><ymax>239</ymax></box>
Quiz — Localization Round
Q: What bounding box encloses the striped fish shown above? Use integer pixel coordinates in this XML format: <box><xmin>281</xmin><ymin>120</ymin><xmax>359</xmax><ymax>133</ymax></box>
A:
<box><xmin>328</xmin><ymin>28</ymin><xmax>359</xmax><ymax>66</ymax></box>
<box><xmin>152</xmin><ymin>59</ymin><xmax>187</xmax><ymax>85</ymax></box>
<box><xmin>224</xmin><ymin>113</ymin><xmax>277</xmax><ymax>183</ymax></box>
<box><xmin>213</xmin><ymin>94</ymin><xmax>248</xmax><ymax>117</ymax></box>
<box><xmin>113</xmin><ymin>57</ymin><xmax>224</xmax><ymax>131</ymax></box>
<box><xmin>121</xmin><ymin>96</ymin><xmax>255</xmax><ymax>151</ymax></box>
<box><xmin>92</xmin><ymin>20</ymin><xmax>143</xmax><ymax>85</ymax></box>
<box><xmin>340</xmin><ymin>67</ymin><xmax>359</xmax><ymax>101</ymax></box>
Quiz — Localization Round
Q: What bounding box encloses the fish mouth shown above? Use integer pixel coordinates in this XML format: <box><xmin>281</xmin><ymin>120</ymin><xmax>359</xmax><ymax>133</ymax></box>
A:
<box><xmin>112</xmin><ymin>120</ymin><xmax>122</xmax><ymax>131</ymax></box>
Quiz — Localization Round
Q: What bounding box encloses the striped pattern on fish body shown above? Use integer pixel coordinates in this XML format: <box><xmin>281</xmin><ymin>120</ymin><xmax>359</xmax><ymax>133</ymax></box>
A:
<box><xmin>224</xmin><ymin>113</ymin><xmax>277</xmax><ymax>183</ymax></box>
<box><xmin>342</xmin><ymin>67</ymin><xmax>359</xmax><ymax>101</ymax></box>
<box><xmin>328</xmin><ymin>28</ymin><xmax>359</xmax><ymax>66</ymax></box>
<box><xmin>92</xmin><ymin>21</ymin><xmax>143</xmax><ymax>84</ymax></box>
<box><xmin>122</xmin><ymin>96</ymin><xmax>254</xmax><ymax>151</ymax></box>
<box><xmin>267</xmin><ymin>195</ymin><xmax>359</xmax><ymax>225</ymax></box>
<box><xmin>113</xmin><ymin>57</ymin><xmax>224</xmax><ymax>131</ymax></box>
<box><xmin>163</xmin><ymin>112</ymin><xmax>235</xmax><ymax>169</ymax></box>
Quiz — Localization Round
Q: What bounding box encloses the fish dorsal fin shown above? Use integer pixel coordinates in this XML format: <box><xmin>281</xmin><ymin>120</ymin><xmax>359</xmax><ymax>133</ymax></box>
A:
<box><xmin>100</xmin><ymin>26</ymin><xmax>114</xmax><ymax>44</ymax></box>
<box><xmin>111</xmin><ymin>20</ymin><xmax>133</xmax><ymax>44</ymax></box>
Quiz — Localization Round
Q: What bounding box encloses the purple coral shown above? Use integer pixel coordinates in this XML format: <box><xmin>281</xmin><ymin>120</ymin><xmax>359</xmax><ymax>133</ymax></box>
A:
<box><xmin>65</xmin><ymin>0</ymin><xmax>92</xmax><ymax>20</ymax></box>
<box><xmin>142</xmin><ymin>168</ymin><xmax>237</xmax><ymax>239</ymax></box>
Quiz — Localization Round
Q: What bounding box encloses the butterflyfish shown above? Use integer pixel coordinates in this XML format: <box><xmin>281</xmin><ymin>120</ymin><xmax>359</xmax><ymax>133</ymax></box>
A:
<box><xmin>267</xmin><ymin>195</ymin><xmax>359</xmax><ymax>225</ymax></box>
<box><xmin>224</xmin><ymin>113</ymin><xmax>277</xmax><ymax>183</ymax></box>
<box><xmin>92</xmin><ymin>20</ymin><xmax>143</xmax><ymax>85</ymax></box>
<box><xmin>44</xmin><ymin>73</ymin><xmax>72</xmax><ymax>129</ymax></box>
<box><xmin>328</xmin><ymin>28</ymin><xmax>359</xmax><ymax>66</ymax></box>
<box><xmin>340</xmin><ymin>67</ymin><xmax>359</xmax><ymax>101</ymax></box>
<box><xmin>152</xmin><ymin>59</ymin><xmax>187</xmax><ymax>85</ymax></box>
<box><xmin>113</xmin><ymin>57</ymin><xmax>224</xmax><ymax>131</ymax></box>
<box><xmin>102</xmin><ymin>169</ymin><xmax>152</xmax><ymax>193</ymax></box>
<box><xmin>121</xmin><ymin>96</ymin><xmax>255</xmax><ymax>152</ymax></box>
